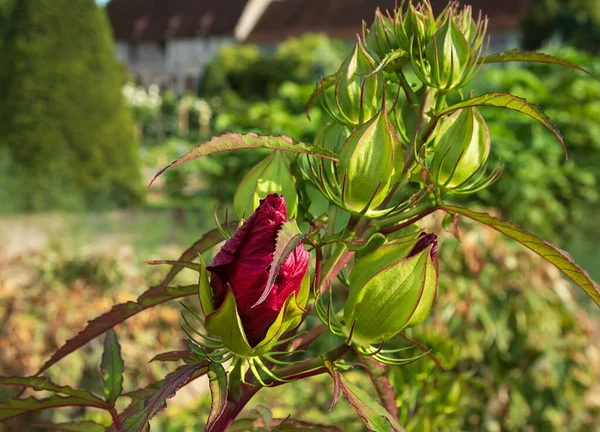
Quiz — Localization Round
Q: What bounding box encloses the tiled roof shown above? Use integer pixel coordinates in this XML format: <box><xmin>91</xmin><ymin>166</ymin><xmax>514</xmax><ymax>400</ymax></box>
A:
<box><xmin>245</xmin><ymin>0</ymin><xmax>529</xmax><ymax>43</ymax></box>
<box><xmin>105</xmin><ymin>0</ymin><xmax>248</xmax><ymax>41</ymax></box>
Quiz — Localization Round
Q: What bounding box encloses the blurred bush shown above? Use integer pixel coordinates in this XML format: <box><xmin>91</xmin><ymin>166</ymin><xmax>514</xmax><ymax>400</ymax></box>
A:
<box><xmin>522</xmin><ymin>0</ymin><xmax>600</xmax><ymax>53</ymax></box>
<box><xmin>467</xmin><ymin>46</ymin><xmax>600</xmax><ymax>247</ymax></box>
<box><xmin>0</xmin><ymin>0</ymin><xmax>143</xmax><ymax>212</ymax></box>
<box><xmin>190</xmin><ymin>34</ymin><xmax>348</xmax><ymax>204</ymax></box>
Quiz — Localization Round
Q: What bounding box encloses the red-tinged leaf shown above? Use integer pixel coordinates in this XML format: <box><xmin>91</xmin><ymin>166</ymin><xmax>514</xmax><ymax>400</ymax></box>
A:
<box><xmin>0</xmin><ymin>395</ymin><xmax>108</xmax><ymax>421</ymax></box>
<box><xmin>338</xmin><ymin>375</ymin><xmax>404</xmax><ymax>432</ymax></box>
<box><xmin>324</xmin><ymin>360</ymin><xmax>403</xmax><ymax>432</ymax></box>
<box><xmin>159</xmin><ymin>224</ymin><xmax>236</xmax><ymax>289</ymax></box>
<box><xmin>329</xmin><ymin>367</ymin><xmax>341</xmax><ymax>412</ymax></box>
<box><xmin>479</xmin><ymin>49</ymin><xmax>600</xmax><ymax>83</ymax></box>
<box><xmin>143</xmin><ymin>260</ymin><xmax>202</xmax><ymax>272</ymax></box>
<box><xmin>229</xmin><ymin>418</ymin><xmax>343</xmax><ymax>431</ymax></box>
<box><xmin>272</xmin><ymin>419</ymin><xmax>343</xmax><ymax>431</ymax></box>
<box><xmin>253</xmin><ymin>219</ymin><xmax>306</xmax><ymax>307</ymax></box>
<box><xmin>357</xmin><ymin>354</ymin><xmax>399</xmax><ymax>423</ymax></box>
<box><xmin>34</xmin><ymin>284</ymin><xmax>197</xmax><ymax>377</ymax></box>
<box><xmin>149</xmin><ymin>349</ymin><xmax>194</xmax><ymax>364</ymax></box>
<box><xmin>438</xmin><ymin>92</ymin><xmax>567</xmax><ymax>158</ymax></box>
<box><xmin>0</xmin><ymin>376</ymin><xmax>107</xmax><ymax>407</ymax></box>
<box><xmin>149</xmin><ymin>133</ymin><xmax>338</xmax><ymax>186</ymax></box>
<box><xmin>30</xmin><ymin>421</ymin><xmax>106</xmax><ymax>432</ymax></box>
<box><xmin>119</xmin><ymin>362</ymin><xmax>209</xmax><ymax>432</ymax></box>
<box><xmin>100</xmin><ymin>329</ymin><xmax>124</xmax><ymax>407</ymax></box>
<box><xmin>441</xmin><ymin>205</ymin><xmax>600</xmax><ymax>307</ymax></box>
<box><xmin>205</xmin><ymin>362</ymin><xmax>228</xmax><ymax>432</ymax></box>
<box><xmin>34</xmin><ymin>226</ymin><xmax>232</xmax><ymax>377</ymax></box>
<box><xmin>306</xmin><ymin>74</ymin><xmax>336</xmax><ymax>119</ymax></box>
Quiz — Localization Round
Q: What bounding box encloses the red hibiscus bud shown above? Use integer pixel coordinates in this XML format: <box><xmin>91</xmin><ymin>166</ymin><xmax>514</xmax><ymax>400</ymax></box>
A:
<box><xmin>206</xmin><ymin>194</ymin><xmax>310</xmax><ymax>351</ymax></box>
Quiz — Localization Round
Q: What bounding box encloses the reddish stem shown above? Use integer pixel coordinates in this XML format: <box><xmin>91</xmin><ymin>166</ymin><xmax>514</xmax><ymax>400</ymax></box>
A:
<box><xmin>109</xmin><ymin>407</ymin><xmax>121</xmax><ymax>429</ymax></box>
<box><xmin>379</xmin><ymin>207</ymin><xmax>438</xmax><ymax>235</ymax></box>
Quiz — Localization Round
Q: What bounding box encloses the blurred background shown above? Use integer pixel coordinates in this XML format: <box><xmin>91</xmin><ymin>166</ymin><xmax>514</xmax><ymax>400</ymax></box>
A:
<box><xmin>1</xmin><ymin>0</ymin><xmax>599</xmax><ymax>430</ymax></box>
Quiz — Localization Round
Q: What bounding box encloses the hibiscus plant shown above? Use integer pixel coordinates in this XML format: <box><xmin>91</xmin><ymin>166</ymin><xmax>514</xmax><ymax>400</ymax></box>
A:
<box><xmin>2</xmin><ymin>1</ymin><xmax>600</xmax><ymax>431</ymax></box>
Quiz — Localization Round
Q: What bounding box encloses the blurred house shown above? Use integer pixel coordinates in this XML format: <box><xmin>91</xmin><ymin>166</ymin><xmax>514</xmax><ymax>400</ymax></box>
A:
<box><xmin>106</xmin><ymin>0</ymin><xmax>529</xmax><ymax>92</ymax></box>
<box><xmin>106</xmin><ymin>0</ymin><xmax>247</xmax><ymax>92</ymax></box>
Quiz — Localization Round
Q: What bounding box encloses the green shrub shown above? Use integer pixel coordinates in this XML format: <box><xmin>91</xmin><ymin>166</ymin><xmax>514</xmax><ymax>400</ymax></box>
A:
<box><xmin>0</xmin><ymin>0</ymin><xmax>143</xmax><ymax>212</ymax></box>
<box><xmin>467</xmin><ymin>46</ymin><xmax>600</xmax><ymax>245</ymax></box>
<box><xmin>522</xmin><ymin>0</ymin><xmax>600</xmax><ymax>53</ymax></box>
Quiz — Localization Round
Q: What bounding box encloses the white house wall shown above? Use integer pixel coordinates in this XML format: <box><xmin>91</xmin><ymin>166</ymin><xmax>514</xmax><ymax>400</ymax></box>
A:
<box><xmin>166</xmin><ymin>37</ymin><xmax>234</xmax><ymax>93</ymax></box>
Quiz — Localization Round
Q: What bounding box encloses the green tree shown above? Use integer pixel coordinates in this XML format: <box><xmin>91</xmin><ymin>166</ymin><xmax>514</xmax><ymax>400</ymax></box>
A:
<box><xmin>0</xmin><ymin>0</ymin><xmax>142</xmax><ymax>211</ymax></box>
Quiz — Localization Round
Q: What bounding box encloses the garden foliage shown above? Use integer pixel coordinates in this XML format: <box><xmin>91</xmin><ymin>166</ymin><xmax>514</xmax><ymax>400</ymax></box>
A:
<box><xmin>0</xmin><ymin>0</ymin><xmax>142</xmax><ymax>212</ymax></box>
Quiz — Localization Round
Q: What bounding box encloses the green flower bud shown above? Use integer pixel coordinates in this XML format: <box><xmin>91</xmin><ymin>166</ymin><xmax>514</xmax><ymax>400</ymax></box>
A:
<box><xmin>315</xmin><ymin>121</ymin><xmax>350</xmax><ymax>154</ymax></box>
<box><xmin>430</xmin><ymin>107</ymin><xmax>491</xmax><ymax>191</ymax></box>
<box><xmin>318</xmin><ymin>38</ymin><xmax>382</xmax><ymax>127</ymax></box>
<box><xmin>234</xmin><ymin>151</ymin><xmax>298</xmax><ymax>219</ymax></box>
<box><xmin>344</xmin><ymin>233</ymin><xmax>439</xmax><ymax>347</ymax></box>
<box><xmin>454</xmin><ymin>5</ymin><xmax>488</xmax><ymax>49</ymax></box>
<box><xmin>338</xmin><ymin>105</ymin><xmax>404</xmax><ymax>213</ymax></box>
<box><xmin>414</xmin><ymin>18</ymin><xmax>472</xmax><ymax>90</ymax></box>
<box><xmin>364</xmin><ymin>8</ymin><xmax>398</xmax><ymax>61</ymax></box>
<box><xmin>395</xmin><ymin>1</ymin><xmax>436</xmax><ymax>54</ymax></box>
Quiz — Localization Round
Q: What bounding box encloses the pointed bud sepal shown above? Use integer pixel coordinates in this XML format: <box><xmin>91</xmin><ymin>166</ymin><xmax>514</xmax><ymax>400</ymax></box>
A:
<box><xmin>412</xmin><ymin>12</ymin><xmax>482</xmax><ymax>91</ymax></box>
<box><xmin>363</xmin><ymin>8</ymin><xmax>399</xmax><ymax>61</ymax></box>
<box><xmin>234</xmin><ymin>151</ymin><xmax>298</xmax><ymax>219</ymax></box>
<box><xmin>201</xmin><ymin>273</ymin><xmax>309</xmax><ymax>357</ymax></box>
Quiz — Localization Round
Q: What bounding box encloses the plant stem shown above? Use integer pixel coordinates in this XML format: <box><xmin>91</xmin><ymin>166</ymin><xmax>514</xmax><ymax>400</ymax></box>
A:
<box><xmin>109</xmin><ymin>407</ymin><xmax>121</xmax><ymax>429</ymax></box>
<box><xmin>211</xmin><ymin>344</ymin><xmax>351</xmax><ymax>429</ymax></box>
<box><xmin>378</xmin><ymin>206</ymin><xmax>438</xmax><ymax>235</ymax></box>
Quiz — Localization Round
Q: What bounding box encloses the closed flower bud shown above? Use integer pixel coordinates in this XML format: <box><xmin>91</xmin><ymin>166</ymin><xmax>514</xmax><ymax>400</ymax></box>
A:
<box><xmin>202</xmin><ymin>194</ymin><xmax>309</xmax><ymax>356</ymax></box>
<box><xmin>364</xmin><ymin>8</ymin><xmax>398</xmax><ymax>61</ymax></box>
<box><xmin>234</xmin><ymin>151</ymin><xmax>298</xmax><ymax>219</ymax></box>
<box><xmin>395</xmin><ymin>1</ymin><xmax>435</xmax><ymax>54</ymax></box>
<box><xmin>318</xmin><ymin>38</ymin><xmax>382</xmax><ymax>127</ymax></box>
<box><xmin>430</xmin><ymin>107</ymin><xmax>491</xmax><ymax>191</ymax></box>
<box><xmin>315</xmin><ymin>121</ymin><xmax>350</xmax><ymax>154</ymax></box>
<box><xmin>344</xmin><ymin>233</ymin><xmax>439</xmax><ymax>347</ymax></box>
<box><xmin>338</xmin><ymin>105</ymin><xmax>404</xmax><ymax>213</ymax></box>
<box><xmin>454</xmin><ymin>5</ymin><xmax>488</xmax><ymax>50</ymax></box>
<box><xmin>414</xmin><ymin>18</ymin><xmax>472</xmax><ymax>90</ymax></box>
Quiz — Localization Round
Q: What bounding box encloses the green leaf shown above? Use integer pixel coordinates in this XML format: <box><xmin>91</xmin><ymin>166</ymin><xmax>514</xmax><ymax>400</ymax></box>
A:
<box><xmin>33</xmin><ymin>224</ymin><xmax>233</xmax><ymax>377</ymax></box>
<box><xmin>205</xmin><ymin>362</ymin><xmax>228</xmax><ymax>432</ymax></box>
<box><xmin>100</xmin><ymin>329</ymin><xmax>123</xmax><ymax>407</ymax></box>
<box><xmin>120</xmin><ymin>362</ymin><xmax>209</xmax><ymax>431</ymax></box>
<box><xmin>30</xmin><ymin>421</ymin><xmax>106</xmax><ymax>432</ymax></box>
<box><xmin>438</xmin><ymin>92</ymin><xmax>566</xmax><ymax>157</ymax></box>
<box><xmin>324</xmin><ymin>363</ymin><xmax>403</xmax><ymax>432</ymax></box>
<box><xmin>441</xmin><ymin>205</ymin><xmax>600</xmax><ymax>307</ymax></box>
<box><xmin>253</xmin><ymin>219</ymin><xmax>306</xmax><ymax>307</ymax></box>
<box><xmin>150</xmin><ymin>133</ymin><xmax>339</xmax><ymax>186</ymax></box>
<box><xmin>0</xmin><ymin>395</ymin><xmax>108</xmax><ymax>421</ymax></box>
<box><xmin>479</xmin><ymin>49</ymin><xmax>600</xmax><ymax>83</ymax></box>
<box><xmin>338</xmin><ymin>374</ymin><xmax>404</xmax><ymax>431</ymax></box>
<box><xmin>0</xmin><ymin>376</ymin><xmax>107</xmax><ymax>407</ymax></box>
<box><xmin>149</xmin><ymin>349</ymin><xmax>194</xmax><ymax>363</ymax></box>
